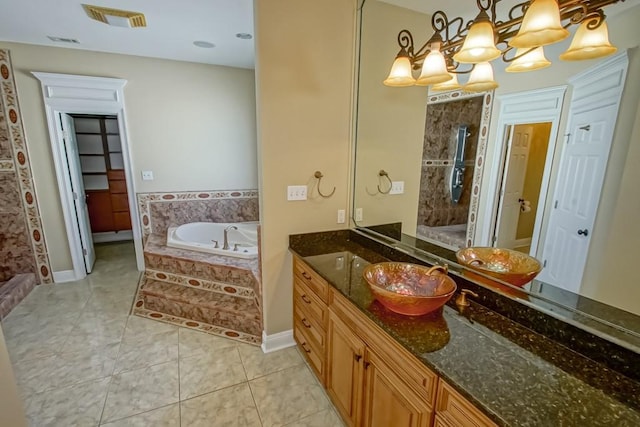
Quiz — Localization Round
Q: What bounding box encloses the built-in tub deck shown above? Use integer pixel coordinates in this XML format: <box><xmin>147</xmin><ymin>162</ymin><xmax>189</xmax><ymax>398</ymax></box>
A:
<box><xmin>132</xmin><ymin>233</ymin><xmax>262</xmax><ymax>345</ymax></box>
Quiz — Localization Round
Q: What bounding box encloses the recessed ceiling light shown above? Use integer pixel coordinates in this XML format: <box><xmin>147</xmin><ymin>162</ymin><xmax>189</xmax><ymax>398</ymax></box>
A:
<box><xmin>193</xmin><ymin>41</ymin><xmax>215</xmax><ymax>48</ymax></box>
<box><xmin>47</xmin><ymin>36</ymin><xmax>80</xmax><ymax>44</ymax></box>
<box><xmin>236</xmin><ymin>33</ymin><xmax>252</xmax><ymax>40</ymax></box>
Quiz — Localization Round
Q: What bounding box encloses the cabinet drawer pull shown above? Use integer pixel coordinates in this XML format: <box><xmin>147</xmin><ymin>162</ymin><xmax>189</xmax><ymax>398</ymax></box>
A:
<box><xmin>422</xmin><ymin>378</ymin><xmax>427</xmax><ymax>387</ymax></box>
<box><xmin>364</xmin><ymin>361</ymin><xmax>371</xmax><ymax>369</ymax></box>
<box><xmin>301</xmin><ymin>318</ymin><xmax>312</xmax><ymax>328</ymax></box>
<box><xmin>301</xmin><ymin>294</ymin><xmax>312</xmax><ymax>304</ymax></box>
<box><xmin>301</xmin><ymin>342</ymin><xmax>312</xmax><ymax>353</ymax></box>
<box><xmin>301</xmin><ymin>271</ymin><xmax>312</xmax><ymax>280</ymax></box>
<box><xmin>354</xmin><ymin>354</ymin><xmax>362</xmax><ymax>362</ymax></box>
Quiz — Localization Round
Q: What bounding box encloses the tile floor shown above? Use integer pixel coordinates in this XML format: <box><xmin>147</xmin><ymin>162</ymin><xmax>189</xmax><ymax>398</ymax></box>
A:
<box><xmin>1</xmin><ymin>242</ymin><xmax>343</xmax><ymax>427</ymax></box>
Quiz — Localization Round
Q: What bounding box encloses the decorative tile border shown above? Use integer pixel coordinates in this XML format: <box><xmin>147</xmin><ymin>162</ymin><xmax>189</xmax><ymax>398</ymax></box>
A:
<box><xmin>137</xmin><ymin>190</ymin><xmax>259</xmax><ymax>241</ymax></box>
<box><xmin>0</xmin><ymin>49</ymin><xmax>52</xmax><ymax>284</ymax></box>
<box><xmin>0</xmin><ymin>159</ymin><xmax>14</xmax><ymax>170</ymax></box>
<box><xmin>427</xmin><ymin>89</ymin><xmax>494</xmax><ymax>248</ymax></box>
<box><xmin>144</xmin><ymin>269</ymin><xmax>256</xmax><ymax>299</ymax></box>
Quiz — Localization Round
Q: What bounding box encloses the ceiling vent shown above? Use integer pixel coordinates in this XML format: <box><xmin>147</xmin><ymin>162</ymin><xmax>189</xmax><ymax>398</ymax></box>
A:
<box><xmin>82</xmin><ymin>4</ymin><xmax>147</xmax><ymax>28</ymax></box>
<box><xmin>47</xmin><ymin>36</ymin><xmax>80</xmax><ymax>44</ymax></box>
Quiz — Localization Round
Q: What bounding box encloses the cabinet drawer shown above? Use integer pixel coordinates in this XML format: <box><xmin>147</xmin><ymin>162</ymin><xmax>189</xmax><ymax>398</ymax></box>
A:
<box><xmin>293</xmin><ymin>257</ymin><xmax>329</xmax><ymax>303</ymax></box>
<box><xmin>294</xmin><ymin>323</ymin><xmax>325</xmax><ymax>382</ymax></box>
<box><xmin>107</xmin><ymin>169</ymin><xmax>125</xmax><ymax>180</ymax></box>
<box><xmin>436</xmin><ymin>381</ymin><xmax>497</xmax><ymax>427</ymax></box>
<box><xmin>111</xmin><ymin>193</ymin><xmax>129</xmax><ymax>211</ymax></box>
<box><xmin>113</xmin><ymin>212</ymin><xmax>132</xmax><ymax>231</ymax></box>
<box><xmin>294</xmin><ymin>279</ymin><xmax>328</xmax><ymax>328</ymax></box>
<box><xmin>294</xmin><ymin>303</ymin><xmax>325</xmax><ymax>349</ymax></box>
<box><xmin>109</xmin><ymin>179</ymin><xmax>127</xmax><ymax>194</ymax></box>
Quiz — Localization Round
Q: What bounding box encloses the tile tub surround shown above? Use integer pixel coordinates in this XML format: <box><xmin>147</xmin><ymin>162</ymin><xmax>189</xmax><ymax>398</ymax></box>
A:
<box><xmin>289</xmin><ymin>230</ymin><xmax>640</xmax><ymax>425</ymax></box>
<box><xmin>0</xmin><ymin>49</ymin><xmax>52</xmax><ymax>284</ymax></box>
<box><xmin>133</xmin><ymin>234</ymin><xmax>263</xmax><ymax>345</ymax></box>
<box><xmin>137</xmin><ymin>190</ymin><xmax>259</xmax><ymax>243</ymax></box>
<box><xmin>0</xmin><ymin>273</ymin><xmax>36</xmax><ymax>319</ymax></box>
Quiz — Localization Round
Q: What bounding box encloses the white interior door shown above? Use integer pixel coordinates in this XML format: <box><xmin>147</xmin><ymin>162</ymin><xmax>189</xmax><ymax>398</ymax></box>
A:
<box><xmin>59</xmin><ymin>113</ymin><xmax>96</xmax><ymax>273</ymax></box>
<box><xmin>538</xmin><ymin>105</ymin><xmax>618</xmax><ymax>291</ymax></box>
<box><xmin>495</xmin><ymin>125</ymin><xmax>532</xmax><ymax>248</ymax></box>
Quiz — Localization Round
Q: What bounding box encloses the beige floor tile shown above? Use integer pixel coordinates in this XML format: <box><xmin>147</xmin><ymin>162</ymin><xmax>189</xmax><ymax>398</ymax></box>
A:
<box><xmin>178</xmin><ymin>327</ymin><xmax>239</xmax><ymax>359</ymax></box>
<box><xmin>102</xmin><ymin>360</ymin><xmax>179</xmax><ymax>423</ymax></box>
<box><xmin>114</xmin><ymin>329</ymin><xmax>178</xmax><ymax>374</ymax></box>
<box><xmin>250</xmin><ymin>364</ymin><xmax>332</xmax><ymax>427</ymax></box>
<box><xmin>100</xmin><ymin>403</ymin><xmax>180</xmax><ymax>427</ymax></box>
<box><xmin>179</xmin><ymin>346</ymin><xmax>247</xmax><ymax>400</ymax></box>
<box><xmin>285</xmin><ymin>409</ymin><xmax>345</xmax><ymax>427</ymax></box>
<box><xmin>12</xmin><ymin>354</ymin><xmax>60</xmax><ymax>397</ymax></box>
<box><xmin>23</xmin><ymin>377</ymin><xmax>111</xmax><ymax>427</ymax></box>
<box><xmin>122</xmin><ymin>315</ymin><xmax>178</xmax><ymax>339</ymax></box>
<box><xmin>61</xmin><ymin>315</ymin><xmax>128</xmax><ymax>352</ymax></box>
<box><xmin>239</xmin><ymin>344</ymin><xmax>303</xmax><ymax>380</ymax></box>
<box><xmin>5</xmin><ymin>330</ymin><xmax>69</xmax><ymax>363</ymax></box>
<box><xmin>180</xmin><ymin>383</ymin><xmax>262</xmax><ymax>427</ymax></box>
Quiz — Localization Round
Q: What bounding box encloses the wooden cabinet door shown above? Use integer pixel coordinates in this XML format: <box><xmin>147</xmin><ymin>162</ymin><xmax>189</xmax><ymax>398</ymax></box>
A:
<box><xmin>326</xmin><ymin>311</ymin><xmax>366</xmax><ymax>427</ymax></box>
<box><xmin>362</xmin><ymin>350</ymin><xmax>433</xmax><ymax>427</ymax></box>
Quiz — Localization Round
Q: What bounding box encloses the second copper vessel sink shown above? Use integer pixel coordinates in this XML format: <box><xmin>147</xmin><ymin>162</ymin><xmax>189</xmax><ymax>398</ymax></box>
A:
<box><xmin>455</xmin><ymin>247</ymin><xmax>542</xmax><ymax>287</ymax></box>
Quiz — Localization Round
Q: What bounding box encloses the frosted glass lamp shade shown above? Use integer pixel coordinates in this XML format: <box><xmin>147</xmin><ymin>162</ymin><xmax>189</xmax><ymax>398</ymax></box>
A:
<box><xmin>509</xmin><ymin>0</ymin><xmax>569</xmax><ymax>48</ymax></box>
<box><xmin>464</xmin><ymin>62</ymin><xmax>498</xmax><ymax>92</ymax></box>
<box><xmin>506</xmin><ymin>47</ymin><xmax>551</xmax><ymax>72</ymax></box>
<box><xmin>383</xmin><ymin>53</ymin><xmax>416</xmax><ymax>87</ymax></box>
<box><xmin>560</xmin><ymin>20</ymin><xmax>617</xmax><ymax>61</ymax></box>
<box><xmin>431</xmin><ymin>73</ymin><xmax>461</xmax><ymax>92</ymax></box>
<box><xmin>454</xmin><ymin>13</ymin><xmax>501</xmax><ymax>64</ymax></box>
<box><xmin>416</xmin><ymin>50</ymin><xmax>452</xmax><ymax>86</ymax></box>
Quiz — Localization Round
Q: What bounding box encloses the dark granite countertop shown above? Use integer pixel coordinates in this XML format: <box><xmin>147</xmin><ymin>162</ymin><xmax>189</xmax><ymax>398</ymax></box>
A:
<box><xmin>290</xmin><ymin>231</ymin><xmax>640</xmax><ymax>427</ymax></box>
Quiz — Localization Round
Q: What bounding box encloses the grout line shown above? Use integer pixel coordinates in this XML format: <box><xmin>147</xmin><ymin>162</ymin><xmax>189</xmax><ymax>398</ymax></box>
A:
<box><xmin>177</xmin><ymin>327</ymin><xmax>182</xmax><ymax>427</ymax></box>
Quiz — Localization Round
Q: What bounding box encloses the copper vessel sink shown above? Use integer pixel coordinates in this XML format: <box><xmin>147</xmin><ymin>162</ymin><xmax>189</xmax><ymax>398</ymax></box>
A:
<box><xmin>455</xmin><ymin>247</ymin><xmax>542</xmax><ymax>287</ymax></box>
<box><xmin>362</xmin><ymin>263</ymin><xmax>457</xmax><ymax>316</ymax></box>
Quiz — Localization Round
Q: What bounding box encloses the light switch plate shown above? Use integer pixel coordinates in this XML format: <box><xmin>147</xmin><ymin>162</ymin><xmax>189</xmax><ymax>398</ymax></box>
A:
<box><xmin>287</xmin><ymin>185</ymin><xmax>307</xmax><ymax>201</ymax></box>
<box><xmin>141</xmin><ymin>170</ymin><xmax>154</xmax><ymax>180</ymax></box>
<box><xmin>337</xmin><ymin>209</ymin><xmax>346</xmax><ymax>224</ymax></box>
<box><xmin>390</xmin><ymin>181</ymin><xmax>404</xmax><ymax>194</ymax></box>
<box><xmin>355</xmin><ymin>208</ymin><xmax>363</xmax><ymax>222</ymax></box>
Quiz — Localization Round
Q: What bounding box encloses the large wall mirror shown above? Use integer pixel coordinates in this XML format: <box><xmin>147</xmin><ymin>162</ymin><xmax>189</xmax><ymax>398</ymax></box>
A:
<box><xmin>352</xmin><ymin>0</ymin><xmax>640</xmax><ymax>350</ymax></box>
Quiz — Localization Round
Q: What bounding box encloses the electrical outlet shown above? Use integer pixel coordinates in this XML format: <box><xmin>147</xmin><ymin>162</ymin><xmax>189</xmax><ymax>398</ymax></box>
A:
<box><xmin>355</xmin><ymin>208</ymin><xmax>363</xmax><ymax>222</ymax></box>
<box><xmin>337</xmin><ymin>209</ymin><xmax>346</xmax><ymax>224</ymax></box>
<box><xmin>287</xmin><ymin>185</ymin><xmax>307</xmax><ymax>201</ymax></box>
<box><xmin>390</xmin><ymin>181</ymin><xmax>404</xmax><ymax>194</ymax></box>
<box><xmin>141</xmin><ymin>170</ymin><xmax>154</xmax><ymax>181</ymax></box>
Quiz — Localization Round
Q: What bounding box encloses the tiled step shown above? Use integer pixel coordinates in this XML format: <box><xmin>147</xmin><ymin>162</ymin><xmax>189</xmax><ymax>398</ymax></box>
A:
<box><xmin>144</xmin><ymin>234</ymin><xmax>260</xmax><ymax>294</ymax></box>
<box><xmin>0</xmin><ymin>273</ymin><xmax>37</xmax><ymax>319</ymax></box>
<box><xmin>133</xmin><ymin>277</ymin><xmax>262</xmax><ymax>344</ymax></box>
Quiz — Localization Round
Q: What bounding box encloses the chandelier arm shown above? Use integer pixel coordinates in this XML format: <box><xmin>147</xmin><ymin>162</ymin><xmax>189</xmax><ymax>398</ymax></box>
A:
<box><xmin>397</xmin><ymin>30</ymin><xmax>415</xmax><ymax>57</ymax></box>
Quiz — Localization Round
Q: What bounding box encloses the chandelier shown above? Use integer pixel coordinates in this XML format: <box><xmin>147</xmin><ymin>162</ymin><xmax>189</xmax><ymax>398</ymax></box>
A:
<box><xmin>384</xmin><ymin>0</ymin><xmax>622</xmax><ymax>92</ymax></box>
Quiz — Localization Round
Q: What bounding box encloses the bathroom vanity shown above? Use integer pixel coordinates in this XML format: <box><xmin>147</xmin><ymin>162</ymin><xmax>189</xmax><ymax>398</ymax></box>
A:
<box><xmin>289</xmin><ymin>230</ymin><xmax>640</xmax><ymax>427</ymax></box>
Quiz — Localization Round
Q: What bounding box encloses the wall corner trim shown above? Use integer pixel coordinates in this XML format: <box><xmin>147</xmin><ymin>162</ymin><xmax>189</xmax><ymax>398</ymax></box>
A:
<box><xmin>52</xmin><ymin>270</ymin><xmax>78</xmax><ymax>283</ymax></box>
<box><xmin>261</xmin><ymin>329</ymin><xmax>295</xmax><ymax>354</ymax></box>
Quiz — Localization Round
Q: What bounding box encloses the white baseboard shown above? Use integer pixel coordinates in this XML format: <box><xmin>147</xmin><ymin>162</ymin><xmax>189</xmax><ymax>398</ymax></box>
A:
<box><xmin>53</xmin><ymin>270</ymin><xmax>77</xmax><ymax>283</ymax></box>
<box><xmin>261</xmin><ymin>329</ymin><xmax>295</xmax><ymax>353</ymax></box>
<box><xmin>92</xmin><ymin>230</ymin><xmax>133</xmax><ymax>243</ymax></box>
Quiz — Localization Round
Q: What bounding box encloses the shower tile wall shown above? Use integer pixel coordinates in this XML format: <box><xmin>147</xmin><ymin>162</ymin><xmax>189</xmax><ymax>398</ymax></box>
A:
<box><xmin>0</xmin><ymin>71</ymin><xmax>35</xmax><ymax>282</ymax></box>
<box><xmin>418</xmin><ymin>96</ymin><xmax>484</xmax><ymax>228</ymax></box>
<box><xmin>137</xmin><ymin>190</ymin><xmax>259</xmax><ymax>243</ymax></box>
<box><xmin>0</xmin><ymin>49</ymin><xmax>52</xmax><ymax>285</ymax></box>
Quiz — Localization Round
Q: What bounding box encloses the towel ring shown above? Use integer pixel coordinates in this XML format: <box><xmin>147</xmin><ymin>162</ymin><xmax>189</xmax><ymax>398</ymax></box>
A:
<box><xmin>314</xmin><ymin>171</ymin><xmax>336</xmax><ymax>198</ymax></box>
<box><xmin>377</xmin><ymin>169</ymin><xmax>392</xmax><ymax>194</ymax></box>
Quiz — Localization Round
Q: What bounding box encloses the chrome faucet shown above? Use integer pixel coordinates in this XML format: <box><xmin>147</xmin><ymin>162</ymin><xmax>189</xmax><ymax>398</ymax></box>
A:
<box><xmin>223</xmin><ymin>225</ymin><xmax>238</xmax><ymax>250</ymax></box>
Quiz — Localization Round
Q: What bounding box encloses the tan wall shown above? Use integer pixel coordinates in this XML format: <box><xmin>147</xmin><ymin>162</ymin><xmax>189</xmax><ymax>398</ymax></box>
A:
<box><xmin>0</xmin><ymin>326</ymin><xmax>28</xmax><ymax>427</ymax></box>
<box><xmin>353</xmin><ymin>0</ymin><xmax>427</xmax><ymax>236</ymax></box>
<box><xmin>254</xmin><ymin>0</ymin><xmax>357</xmax><ymax>335</ymax></box>
<box><xmin>515</xmin><ymin>122</ymin><xmax>551</xmax><ymax>241</ymax></box>
<box><xmin>477</xmin><ymin>6</ymin><xmax>640</xmax><ymax>313</ymax></box>
<box><xmin>0</xmin><ymin>42</ymin><xmax>257</xmax><ymax>272</ymax></box>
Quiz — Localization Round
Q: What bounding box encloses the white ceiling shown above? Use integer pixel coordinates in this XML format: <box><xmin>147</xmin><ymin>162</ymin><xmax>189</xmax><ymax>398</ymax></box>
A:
<box><xmin>0</xmin><ymin>1</ymin><xmax>637</xmax><ymax>70</ymax></box>
<box><xmin>0</xmin><ymin>0</ymin><xmax>255</xmax><ymax>69</ymax></box>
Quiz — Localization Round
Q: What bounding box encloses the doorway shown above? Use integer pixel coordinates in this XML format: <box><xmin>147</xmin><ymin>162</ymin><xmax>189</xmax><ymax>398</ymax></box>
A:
<box><xmin>34</xmin><ymin>72</ymin><xmax>144</xmax><ymax>281</ymax></box>
<box><xmin>493</xmin><ymin>122</ymin><xmax>552</xmax><ymax>254</ymax></box>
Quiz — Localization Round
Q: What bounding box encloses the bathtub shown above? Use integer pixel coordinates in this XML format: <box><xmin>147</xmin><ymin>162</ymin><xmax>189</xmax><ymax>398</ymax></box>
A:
<box><xmin>166</xmin><ymin>222</ymin><xmax>259</xmax><ymax>259</ymax></box>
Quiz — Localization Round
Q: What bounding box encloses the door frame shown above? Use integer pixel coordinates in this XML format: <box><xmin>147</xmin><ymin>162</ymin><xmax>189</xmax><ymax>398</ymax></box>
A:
<box><xmin>33</xmin><ymin>72</ymin><xmax>144</xmax><ymax>280</ymax></box>
<box><xmin>478</xmin><ymin>86</ymin><xmax>567</xmax><ymax>256</ymax></box>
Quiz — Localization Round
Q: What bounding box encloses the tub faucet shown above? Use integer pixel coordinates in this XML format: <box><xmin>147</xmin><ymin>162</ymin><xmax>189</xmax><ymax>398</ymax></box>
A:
<box><xmin>223</xmin><ymin>225</ymin><xmax>238</xmax><ymax>250</ymax></box>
